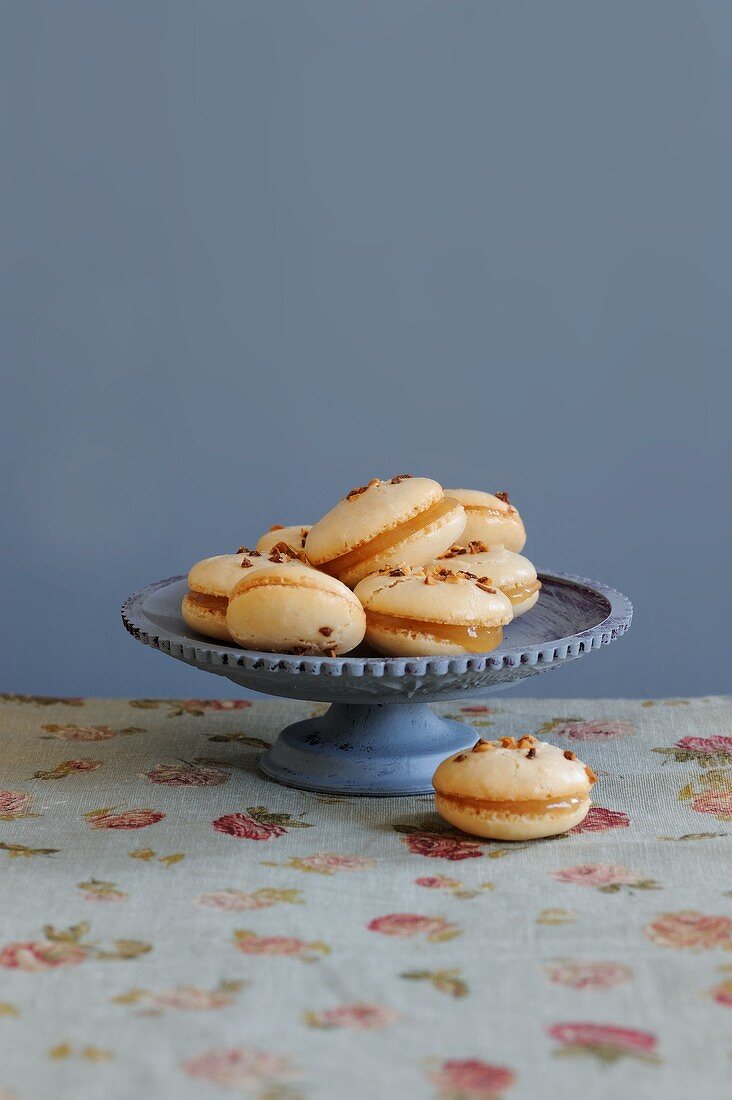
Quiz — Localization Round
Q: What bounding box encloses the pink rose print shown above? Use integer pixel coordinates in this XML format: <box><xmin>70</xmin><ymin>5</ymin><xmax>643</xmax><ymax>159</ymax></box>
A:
<box><xmin>402</xmin><ymin>832</ymin><xmax>484</xmax><ymax>861</ymax></box>
<box><xmin>304</xmin><ymin>1003</ymin><xmax>401</xmax><ymax>1030</ymax></box>
<box><xmin>551</xmin><ymin>864</ymin><xmax>659</xmax><ymax>893</ymax></box>
<box><xmin>547</xmin><ymin>1022</ymin><xmax>659</xmax><ymax>1064</ymax></box>
<box><xmin>544</xmin><ymin>961</ymin><xmax>633</xmax><ymax>990</ymax></box>
<box><xmin>213</xmin><ymin>806</ymin><xmax>312</xmax><ymax>840</ymax></box>
<box><xmin>0</xmin><ymin>940</ymin><xmax>88</xmax><ymax>972</ymax></box>
<box><xmin>233</xmin><ymin>930</ymin><xmax>329</xmax><ymax>963</ymax></box>
<box><xmin>569</xmin><ymin>807</ymin><xmax>630</xmax><ymax>833</ymax></box>
<box><xmin>183</xmin><ymin>1047</ymin><xmax>296</xmax><ymax>1089</ymax></box>
<box><xmin>195</xmin><ymin>888</ymin><xmax>302</xmax><ymax>911</ymax></box>
<box><xmin>644</xmin><ymin>911</ymin><xmax>732</xmax><ymax>950</ymax></box>
<box><xmin>214</xmin><ymin>814</ymin><xmax>284</xmax><ymax>840</ymax></box>
<box><xmin>144</xmin><ymin>762</ymin><xmax>229</xmax><ymax>787</ymax></box>
<box><xmin>114</xmin><ymin>980</ymin><xmax>246</xmax><ymax>1016</ymax></box>
<box><xmin>33</xmin><ymin>759</ymin><xmax>102</xmax><ymax>780</ymax></box>
<box><xmin>0</xmin><ymin>924</ymin><xmax>150</xmax><ymax>969</ymax></box>
<box><xmin>269</xmin><ymin>852</ymin><xmax>376</xmax><ymax>874</ymax></box>
<box><xmin>192</xmin><ymin>699</ymin><xmax>252</xmax><ymax>711</ymax></box>
<box><xmin>706</xmin><ymin>976</ymin><xmax>732</xmax><ymax>1007</ymax></box>
<box><xmin>0</xmin><ymin>791</ymin><xmax>34</xmax><ymax>820</ymax></box>
<box><xmin>367</xmin><ymin>913</ymin><xmax>460</xmax><ymax>942</ymax></box>
<box><xmin>429</xmin><ymin>1058</ymin><xmax>515</xmax><ymax>1098</ymax></box>
<box><xmin>539</xmin><ymin>718</ymin><xmax>635</xmax><ymax>742</ymax></box>
<box><xmin>85</xmin><ymin>808</ymin><xmax>165</xmax><ymax>830</ymax></box>
<box><xmin>416</xmin><ymin>875</ymin><xmax>462</xmax><ymax>889</ymax></box>
<box><xmin>690</xmin><ymin>791</ymin><xmax>732</xmax><ymax>820</ymax></box>
<box><xmin>654</xmin><ymin>735</ymin><xmax>732</xmax><ymax>766</ymax></box>
<box><xmin>41</xmin><ymin>723</ymin><xmax>139</xmax><ymax>741</ymax></box>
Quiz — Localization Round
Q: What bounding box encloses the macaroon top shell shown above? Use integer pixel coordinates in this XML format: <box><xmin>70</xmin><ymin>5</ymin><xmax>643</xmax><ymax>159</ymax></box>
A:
<box><xmin>230</xmin><ymin>559</ymin><xmax>357</xmax><ymax>600</ymax></box>
<box><xmin>305</xmin><ymin>476</ymin><xmax>444</xmax><ymax>564</ymax></box>
<box><xmin>226</xmin><ymin>560</ymin><xmax>366</xmax><ymax>654</ymax></box>
<box><xmin>187</xmin><ymin>552</ymin><xmax>271</xmax><ymax>596</ymax></box>
<box><xmin>256</xmin><ymin>525</ymin><xmax>310</xmax><ymax>555</ymax></box>
<box><xmin>433</xmin><ymin>740</ymin><xmax>593</xmax><ymax>802</ymax></box>
<box><xmin>354</xmin><ymin>568</ymin><xmax>513</xmax><ymax>627</ymax></box>
<box><xmin>439</xmin><ymin>546</ymin><xmax>537</xmax><ymax>588</ymax></box>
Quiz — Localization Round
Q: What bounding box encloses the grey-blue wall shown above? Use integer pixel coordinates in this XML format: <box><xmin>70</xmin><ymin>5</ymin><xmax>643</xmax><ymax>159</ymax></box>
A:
<box><xmin>2</xmin><ymin>1</ymin><xmax>730</xmax><ymax>701</ymax></box>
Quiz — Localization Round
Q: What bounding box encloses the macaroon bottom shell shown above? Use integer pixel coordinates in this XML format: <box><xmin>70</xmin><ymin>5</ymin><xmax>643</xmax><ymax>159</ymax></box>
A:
<box><xmin>434</xmin><ymin>791</ymin><xmax>591</xmax><ymax>840</ymax></box>
<box><xmin>181</xmin><ymin>594</ymin><xmax>233</xmax><ymax>643</ymax></box>
<box><xmin>364</xmin><ymin>620</ymin><xmax>502</xmax><ymax>658</ymax></box>
<box><xmin>508</xmin><ymin>589</ymin><xmax>540</xmax><ymax>618</ymax></box>
<box><xmin>226</xmin><ymin>582</ymin><xmax>365</xmax><ymax>655</ymax></box>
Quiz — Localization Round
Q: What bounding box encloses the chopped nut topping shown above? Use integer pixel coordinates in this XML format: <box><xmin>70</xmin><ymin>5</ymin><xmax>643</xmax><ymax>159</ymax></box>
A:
<box><xmin>290</xmin><ymin>645</ymin><xmax>310</xmax><ymax>655</ymax></box>
<box><xmin>477</xmin><ymin>583</ymin><xmax>497</xmax><ymax>594</ymax></box>
<box><xmin>500</xmin><ymin>737</ymin><xmax>516</xmax><ymax>749</ymax></box>
<box><xmin>346</xmin><ymin>478</ymin><xmax>380</xmax><ymax>501</ymax></box>
<box><xmin>563</xmin><ymin>750</ymin><xmax>576</xmax><ymax>761</ymax></box>
<box><xmin>526</xmin><ymin>747</ymin><xmax>537</xmax><ymax>759</ymax></box>
<box><xmin>495</xmin><ymin>491</ymin><xmax>511</xmax><ymax>505</ymax></box>
<box><xmin>240</xmin><ymin>558</ymin><xmax>254</xmax><ymax>568</ymax></box>
<box><xmin>268</xmin><ymin>525</ymin><xmax>285</xmax><ymax>532</ymax></box>
<box><xmin>390</xmin><ymin>474</ymin><xmax>413</xmax><ymax>484</ymax></box>
<box><xmin>423</xmin><ymin>572</ymin><xmax>437</xmax><ymax>585</ymax></box>
<box><xmin>469</xmin><ymin>540</ymin><xmax>490</xmax><ymax>553</ymax></box>
<box><xmin>454</xmin><ymin>753</ymin><xmax>468</xmax><ymax>762</ymax></box>
<box><xmin>389</xmin><ymin>567</ymin><xmax>407</xmax><ymax>577</ymax></box>
<box><xmin>472</xmin><ymin>738</ymin><xmax>491</xmax><ymax>752</ymax></box>
<box><xmin>517</xmin><ymin>735</ymin><xmax>537</xmax><ymax>748</ymax></box>
<box><xmin>319</xmin><ymin>626</ymin><xmax>333</xmax><ymax>637</ymax></box>
<box><xmin>585</xmin><ymin>765</ymin><xmax>597</xmax><ymax>785</ymax></box>
<box><xmin>323</xmin><ymin>645</ymin><xmax>338</xmax><ymax>658</ymax></box>
<box><xmin>268</xmin><ymin>541</ymin><xmax>307</xmax><ymax>564</ymax></box>
<box><xmin>236</xmin><ymin>546</ymin><xmax>261</xmax><ymax>556</ymax></box>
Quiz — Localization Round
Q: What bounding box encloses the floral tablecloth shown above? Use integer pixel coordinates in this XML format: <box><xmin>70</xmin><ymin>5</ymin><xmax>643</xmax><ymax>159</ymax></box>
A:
<box><xmin>0</xmin><ymin>694</ymin><xmax>730</xmax><ymax>1100</ymax></box>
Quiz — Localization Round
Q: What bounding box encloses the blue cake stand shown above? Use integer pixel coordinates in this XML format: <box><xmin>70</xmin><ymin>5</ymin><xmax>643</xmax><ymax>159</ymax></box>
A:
<box><xmin>121</xmin><ymin>572</ymin><xmax>632</xmax><ymax>796</ymax></box>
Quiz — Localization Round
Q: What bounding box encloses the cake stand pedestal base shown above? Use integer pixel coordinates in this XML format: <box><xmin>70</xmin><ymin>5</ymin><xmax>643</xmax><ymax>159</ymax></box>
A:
<box><xmin>260</xmin><ymin>703</ymin><xmax>476</xmax><ymax>796</ymax></box>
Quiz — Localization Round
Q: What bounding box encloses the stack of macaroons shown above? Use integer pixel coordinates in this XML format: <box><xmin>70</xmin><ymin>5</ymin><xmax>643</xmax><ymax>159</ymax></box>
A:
<box><xmin>180</xmin><ymin>474</ymin><xmax>541</xmax><ymax>656</ymax></box>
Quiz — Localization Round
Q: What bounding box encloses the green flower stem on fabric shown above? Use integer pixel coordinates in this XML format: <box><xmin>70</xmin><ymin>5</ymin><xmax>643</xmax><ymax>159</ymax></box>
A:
<box><xmin>401</xmin><ymin>969</ymin><xmax>469</xmax><ymax>998</ymax></box>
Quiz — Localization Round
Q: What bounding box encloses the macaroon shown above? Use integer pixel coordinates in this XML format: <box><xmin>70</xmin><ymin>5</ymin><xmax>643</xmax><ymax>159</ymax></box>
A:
<box><xmin>444</xmin><ymin>489</ymin><xmax>526</xmax><ymax>552</ymax></box>
<box><xmin>226</xmin><ymin>560</ymin><xmax>366</xmax><ymax>655</ymax></box>
<box><xmin>440</xmin><ymin>543</ymin><xmax>541</xmax><ymax>617</ymax></box>
<box><xmin>305</xmin><ymin>475</ymin><xmax>466</xmax><ymax>588</ymax></box>
<box><xmin>256</xmin><ymin>524</ymin><xmax>310</xmax><ymax>556</ymax></box>
<box><xmin>181</xmin><ymin>549</ymin><xmax>272</xmax><ymax>642</ymax></box>
<box><xmin>433</xmin><ymin>736</ymin><xmax>596</xmax><ymax>840</ymax></box>
<box><xmin>353</xmin><ymin>565</ymin><xmax>513</xmax><ymax>657</ymax></box>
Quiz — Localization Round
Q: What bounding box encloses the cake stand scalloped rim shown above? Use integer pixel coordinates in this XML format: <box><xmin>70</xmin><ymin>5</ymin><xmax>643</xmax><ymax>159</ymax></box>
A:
<box><xmin>120</xmin><ymin>570</ymin><xmax>633</xmax><ymax>679</ymax></box>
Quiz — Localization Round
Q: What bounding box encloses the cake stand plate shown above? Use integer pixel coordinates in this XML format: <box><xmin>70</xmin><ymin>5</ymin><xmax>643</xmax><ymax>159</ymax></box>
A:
<box><xmin>121</xmin><ymin>571</ymin><xmax>632</xmax><ymax>796</ymax></box>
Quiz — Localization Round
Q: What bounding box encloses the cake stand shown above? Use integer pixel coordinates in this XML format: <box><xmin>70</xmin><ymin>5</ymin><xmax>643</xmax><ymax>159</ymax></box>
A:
<box><xmin>121</xmin><ymin>571</ymin><xmax>632</xmax><ymax>796</ymax></box>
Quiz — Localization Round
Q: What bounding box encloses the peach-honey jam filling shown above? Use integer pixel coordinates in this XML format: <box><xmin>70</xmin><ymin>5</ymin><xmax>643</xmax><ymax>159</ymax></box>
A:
<box><xmin>434</xmin><ymin>789</ymin><xmax>587</xmax><ymax>816</ymax></box>
<box><xmin>366</xmin><ymin>610</ymin><xmax>503</xmax><ymax>653</ymax></box>
<box><xmin>321</xmin><ymin>497</ymin><xmax>459</xmax><ymax>575</ymax></box>
<box><xmin>185</xmin><ymin>592</ymin><xmax>228</xmax><ymax>613</ymax></box>
<box><xmin>464</xmin><ymin>504</ymin><xmax>517</xmax><ymax>519</ymax></box>
<box><xmin>501</xmin><ymin>579</ymin><xmax>541</xmax><ymax>604</ymax></box>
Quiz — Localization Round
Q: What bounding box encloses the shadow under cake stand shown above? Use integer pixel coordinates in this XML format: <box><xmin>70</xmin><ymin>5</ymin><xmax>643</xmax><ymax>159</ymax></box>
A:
<box><xmin>121</xmin><ymin>571</ymin><xmax>632</xmax><ymax>796</ymax></box>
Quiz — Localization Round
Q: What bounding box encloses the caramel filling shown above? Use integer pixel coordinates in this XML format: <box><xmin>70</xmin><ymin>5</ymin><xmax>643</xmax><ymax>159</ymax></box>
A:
<box><xmin>366</xmin><ymin>610</ymin><xmax>503</xmax><ymax>653</ymax></box>
<box><xmin>435</xmin><ymin>789</ymin><xmax>586</xmax><ymax>816</ymax></box>
<box><xmin>501</xmin><ymin>579</ymin><xmax>541</xmax><ymax>604</ymax></box>
<box><xmin>186</xmin><ymin>591</ymin><xmax>228</xmax><ymax>614</ymax></box>
<box><xmin>322</xmin><ymin>497</ymin><xmax>458</xmax><ymax>575</ymax></box>
<box><xmin>465</xmin><ymin>505</ymin><xmax>517</xmax><ymax>519</ymax></box>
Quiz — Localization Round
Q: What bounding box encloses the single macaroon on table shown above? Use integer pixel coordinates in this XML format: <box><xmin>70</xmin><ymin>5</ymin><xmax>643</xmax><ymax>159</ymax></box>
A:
<box><xmin>121</xmin><ymin>572</ymin><xmax>632</xmax><ymax>796</ymax></box>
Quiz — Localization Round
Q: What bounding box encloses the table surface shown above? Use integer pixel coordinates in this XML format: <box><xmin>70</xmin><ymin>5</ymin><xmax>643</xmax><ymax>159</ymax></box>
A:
<box><xmin>0</xmin><ymin>694</ymin><xmax>730</xmax><ymax>1100</ymax></box>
